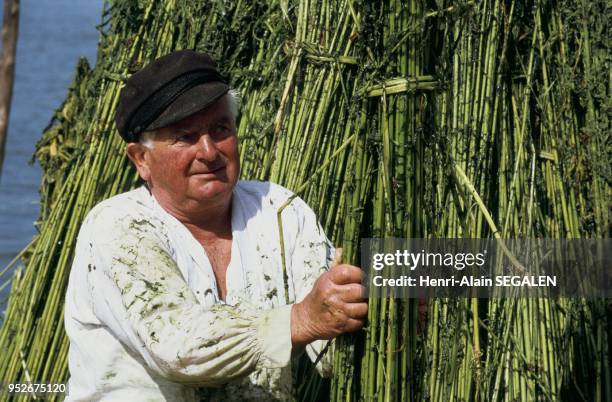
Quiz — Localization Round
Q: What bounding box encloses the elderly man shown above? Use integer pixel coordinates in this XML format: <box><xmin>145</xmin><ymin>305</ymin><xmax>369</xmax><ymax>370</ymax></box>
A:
<box><xmin>64</xmin><ymin>50</ymin><xmax>367</xmax><ymax>401</ymax></box>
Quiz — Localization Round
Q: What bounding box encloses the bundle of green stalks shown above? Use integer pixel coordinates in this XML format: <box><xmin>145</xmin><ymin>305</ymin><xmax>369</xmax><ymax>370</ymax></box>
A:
<box><xmin>0</xmin><ymin>0</ymin><xmax>609</xmax><ymax>401</ymax></box>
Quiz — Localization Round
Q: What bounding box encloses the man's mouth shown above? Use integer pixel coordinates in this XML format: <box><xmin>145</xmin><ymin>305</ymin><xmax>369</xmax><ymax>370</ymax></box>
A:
<box><xmin>191</xmin><ymin>166</ymin><xmax>226</xmax><ymax>176</ymax></box>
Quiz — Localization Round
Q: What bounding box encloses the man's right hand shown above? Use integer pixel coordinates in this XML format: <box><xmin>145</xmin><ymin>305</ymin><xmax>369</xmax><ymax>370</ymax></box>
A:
<box><xmin>291</xmin><ymin>249</ymin><xmax>368</xmax><ymax>348</ymax></box>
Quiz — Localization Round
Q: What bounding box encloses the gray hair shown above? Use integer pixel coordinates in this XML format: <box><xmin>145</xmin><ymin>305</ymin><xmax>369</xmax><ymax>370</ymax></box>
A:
<box><xmin>139</xmin><ymin>89</ymin><xmax>241</xmax><ymax>149</ymax></box>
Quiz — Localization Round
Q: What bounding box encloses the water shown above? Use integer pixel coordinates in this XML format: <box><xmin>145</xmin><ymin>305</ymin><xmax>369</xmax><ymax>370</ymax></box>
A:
<box><xmin>0</xmin><ymin>0</ymin><xmax>103</xmax><ymax>314</ymax></box>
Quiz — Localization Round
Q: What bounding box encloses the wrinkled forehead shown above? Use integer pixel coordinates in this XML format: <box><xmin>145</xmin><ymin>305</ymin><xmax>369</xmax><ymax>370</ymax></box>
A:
<box><xmin>163</xmin><ymin>96</ymin><xmax>235</xmax><ymax>132</ymax></box>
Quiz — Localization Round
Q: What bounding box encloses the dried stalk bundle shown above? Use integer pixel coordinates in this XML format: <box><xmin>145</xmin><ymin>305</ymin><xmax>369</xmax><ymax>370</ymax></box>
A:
<box><xmin>0</xmin><ymin>0</ymin><xmax>608</xmax><ymax>401</ymax></box>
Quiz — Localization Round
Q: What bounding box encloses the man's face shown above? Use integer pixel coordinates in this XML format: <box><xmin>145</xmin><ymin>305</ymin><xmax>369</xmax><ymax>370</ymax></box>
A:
<box><xmin>135</xmin><ymin>96</ymin><xmax>240</xmax><ymax>208</ymax></box>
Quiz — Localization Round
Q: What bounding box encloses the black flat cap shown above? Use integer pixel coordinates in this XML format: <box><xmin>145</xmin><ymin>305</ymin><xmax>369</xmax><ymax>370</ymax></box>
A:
<box><xmin>115</xmin><ymin>50</ymin><xmax>229</xmax><ymax>142</ymax></box>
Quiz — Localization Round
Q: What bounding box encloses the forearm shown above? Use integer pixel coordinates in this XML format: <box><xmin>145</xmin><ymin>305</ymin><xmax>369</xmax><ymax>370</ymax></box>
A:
<box><xmin>137</xmin><ymin>303</ymin><xmax>293</xmax><ymax>385</ymax></box>
<box><xmin>290</xmin><ymin>303</ymin><xmax>334</xmax><ymax>377</ymax></box>
<box><xmin>290</xmin><ymin>302</ymin><xmax>314</xmax><ymax>350</ymax></box>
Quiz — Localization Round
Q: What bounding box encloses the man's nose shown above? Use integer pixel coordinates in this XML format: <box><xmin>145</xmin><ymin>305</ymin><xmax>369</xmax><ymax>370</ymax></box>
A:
<box><xmin>196</xmin><ymin>134</ymin><xmax>220</xmax><ymax>162</ymax></box>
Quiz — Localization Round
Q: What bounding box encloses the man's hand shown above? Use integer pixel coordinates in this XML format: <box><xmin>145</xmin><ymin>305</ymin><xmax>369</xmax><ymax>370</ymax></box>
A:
<box><xmin>291</xmin><ymin>249</ymin><xmax>368</xmax><ymax>349</ymax></box>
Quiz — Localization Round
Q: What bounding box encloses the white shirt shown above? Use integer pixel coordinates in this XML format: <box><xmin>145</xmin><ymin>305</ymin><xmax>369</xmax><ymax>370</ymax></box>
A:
<box><xmin>64</xmin><ymin>181</ymin><xmax>334</xmax><ymax>401</ymax></box>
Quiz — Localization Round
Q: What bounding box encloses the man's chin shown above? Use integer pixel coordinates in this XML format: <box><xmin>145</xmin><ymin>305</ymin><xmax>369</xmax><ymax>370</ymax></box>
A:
<box><xmin>189</xmin><ymin>183</ymin><xmax>233</xmax><ymax>202</ymax></box>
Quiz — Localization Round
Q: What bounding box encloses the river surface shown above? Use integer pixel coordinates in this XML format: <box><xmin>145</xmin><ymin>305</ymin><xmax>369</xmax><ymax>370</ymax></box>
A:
<box><xmin>0</xmin><ymin>0</ymin><xmax>102</xmax><ymax>317</ymax></box>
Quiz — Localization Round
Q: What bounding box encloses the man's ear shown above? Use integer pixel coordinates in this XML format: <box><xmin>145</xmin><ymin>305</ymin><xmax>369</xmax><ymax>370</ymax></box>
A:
<box><xmin>126</xmin><ymin>142</ymin><xmax>152</xmax><ymax>182</ymax></box>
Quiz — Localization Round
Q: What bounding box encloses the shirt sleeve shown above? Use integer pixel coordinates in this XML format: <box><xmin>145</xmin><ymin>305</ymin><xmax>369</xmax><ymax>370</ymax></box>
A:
<box><xmin>81</xmin><ymin>205</ymin><xmax>292</xmax><ymax>386</ymax></box>
<box><xmin>287</xmin><ymin>196</ymin><xmax>336</xmax><ymax>378</ymax></box>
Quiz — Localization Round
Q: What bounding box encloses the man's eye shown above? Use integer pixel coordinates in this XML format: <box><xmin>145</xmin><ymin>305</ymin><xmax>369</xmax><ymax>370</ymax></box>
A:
<box><xmin>175</xmin><ymin>133</ymin><xmax>196</xmax><ymax>142</ymax></box>
<box><xmin>213</xmin><ymin>124</ymin><xmax>233</xmax><ymax>136</ymax></box>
